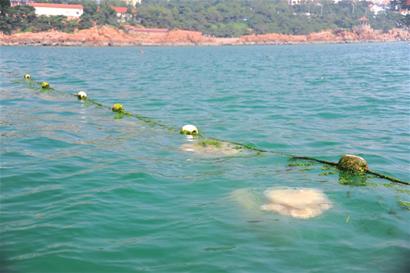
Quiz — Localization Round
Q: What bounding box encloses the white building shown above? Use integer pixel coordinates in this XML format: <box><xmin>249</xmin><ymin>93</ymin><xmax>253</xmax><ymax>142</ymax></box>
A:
<box><xmin>10</xmin><ymin>0</ymin><xmax>33</xmax><ymax>7</ymax></box>
<box><xmin>288</xmin><ymin>0</ymin><xmax>305</xmax><ymax>5</ymax></box>
<box><xmin>122</xmin><ymin>0</ymin><xmax>142</xmax><ymax>6</ymax></box>
<box><xmin>29</xmin><ymin>3</ymin><xmax>83</xmax><ymax>20</ymax></box>
<box><xmin>368</xmin><ymin>0</ymin><xmax>391</xmax><ymax>5</ymax></box>
<box><xmin>369</xmin><ymin>4</ymin><xmax>385</xmax><ymax>14</ymax></box>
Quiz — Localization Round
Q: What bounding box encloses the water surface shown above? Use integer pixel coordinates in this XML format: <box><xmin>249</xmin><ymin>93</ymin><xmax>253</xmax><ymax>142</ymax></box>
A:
<box><xmin>1</xmin><ymin>43</ymin><xmax>409</xmax><ymax>273</ymax></box>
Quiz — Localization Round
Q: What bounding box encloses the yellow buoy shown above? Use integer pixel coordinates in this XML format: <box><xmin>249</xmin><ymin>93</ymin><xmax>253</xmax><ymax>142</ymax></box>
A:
<box><xmin>77</xmin><ymin>91</ymin><xmax>87</xmax><ymax>100</ymax></box>
<box><xmin>24</xmin><ymin>74</ymin><xmax>31</xmax><ymax>80</ymax></box>
<box><xmin>41</xmin><ymin>82</ymin><xmax>50</xmax><ymax>89</ymax></box>
<box><xmin>180</xmin><ymin>124</ymin><xmax>199</xmax><ymax>136</ymax></box>
<box><xmin>112</xmin><ymin>103</ymin><xmax>124</xmax><ymax>112</ymax></box>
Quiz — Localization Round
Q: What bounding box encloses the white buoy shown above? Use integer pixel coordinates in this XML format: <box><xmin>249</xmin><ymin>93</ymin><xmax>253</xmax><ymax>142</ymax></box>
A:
<box><xmin>24</xmin><ymin>74</ymin><xmax>31</xmax><ymax>80</ymax></box>
<box><xmin>180</xmin><ymin>124</ymin><xmax>199</xmax><ymax>136</ymax></box>
<box><xmin>77</xmin><ymin>91</ymin><xmax>87</xmax><ymax>100</ymax></box>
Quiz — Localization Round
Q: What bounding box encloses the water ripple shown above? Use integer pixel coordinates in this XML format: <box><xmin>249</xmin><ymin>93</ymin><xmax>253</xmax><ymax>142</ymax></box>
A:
<box><xmin>0</xmin><ymin>43</ymin><xmax>409</xmax><ymax>273</ymax></box>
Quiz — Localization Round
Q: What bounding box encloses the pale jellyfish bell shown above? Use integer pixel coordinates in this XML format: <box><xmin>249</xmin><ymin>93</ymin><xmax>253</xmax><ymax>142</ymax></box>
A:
<box><xmin>261</xmin><ymin>187</ymin><xmax>332</xmax><ymax>219</ymax></box>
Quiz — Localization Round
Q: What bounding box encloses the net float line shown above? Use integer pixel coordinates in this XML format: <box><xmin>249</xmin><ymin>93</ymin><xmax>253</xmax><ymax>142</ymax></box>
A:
<box><xmin>20</xmin><ymin>75</ymin><xmax>409</xmax><ymax>186</ymax></box>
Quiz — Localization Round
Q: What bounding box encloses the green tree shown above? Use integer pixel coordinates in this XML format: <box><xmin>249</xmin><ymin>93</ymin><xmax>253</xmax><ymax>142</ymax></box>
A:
<box><xmin>95</xmin><ymin>2</ymin><xmax>118</xmax><ymax>26</ymax></box>
<box><xmin>79</xmin><ymin>13</ymin><xmax>93</xmax><ymax>29</ymax></box>
<box><xmin>83</xmin><ymin>0</ymin><xmax>98</xmax><ymax>16</ymax></box>
<box><xmin>0</xmin><ymin>0</ymin><xmax>10</xmax><ymax>16</ymax></box>
<box><xmin>7</xmin><ymin>5</ymin><xmax>36</xmax><ymax>31</ymax></box>
<box><xmin>1</xmin><ymin>0</ymin><xmax>407</xmax><ymax>36</ymax></box>
<box><xmin>403</xmin><ymin>14</ymin><xmax>410</xmax><ymax>28</ymax></box>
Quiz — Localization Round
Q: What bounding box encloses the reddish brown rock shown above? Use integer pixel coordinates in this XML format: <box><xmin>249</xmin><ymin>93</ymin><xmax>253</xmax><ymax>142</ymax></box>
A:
<box><xmin>0</xmin><ymin>25</ymin><xmax>408</xmax><ymax>46</ymax></box>
<box><xmin>306</xmin><ymin>31</ymin><xmax>338</xmax><ymax>42</ymax></box>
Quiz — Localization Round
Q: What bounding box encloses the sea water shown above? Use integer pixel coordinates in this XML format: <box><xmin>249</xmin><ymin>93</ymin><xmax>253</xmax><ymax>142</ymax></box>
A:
<box><xmin>1</xmin><ymin>43</ymin><xmax>409</xmax><ymax>273</ymax></box>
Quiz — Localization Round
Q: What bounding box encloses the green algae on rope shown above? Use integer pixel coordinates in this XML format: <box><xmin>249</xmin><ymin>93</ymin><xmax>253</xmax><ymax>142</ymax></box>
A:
<box><xmin>19</xmin><ymin>74</ymin><xmax>409</xmax><ymax>186</ymax></box>
<box><xmin>196</xmin><ymin>141</ymin><xmax>408</xmax><ymax>185</ymax></box>
<box><xmin>21</xmin><ymin>76</ymin><xmax>59</xmax><ymax>93</ymax></box>
<box><xmin>111</xmin><ymin>103</ymin><xmax>176</xmax><ymax>131</ymax></box>
<box><xmin>289</xmin><ymin>155</ymin><xmax>409</xmax><ymax>186</ymax></box>
<box><xmin>21</xmin><ymin>75</ymin><xmax>175</xmax><ymax>131</ymax></box>
<box><xmin>74</xmin><ymin>91</ymin><xmax>105</xmax><ymax>108</ymax></box>
<box><xmin>366</xmin><ymin>170</ymin><xmax>410</xmax><ymax>186</ymax></box>
<box><xmin>398</xmin><ymin>200</ymin><xmax>410</xmax><ymax>210</ymax></box>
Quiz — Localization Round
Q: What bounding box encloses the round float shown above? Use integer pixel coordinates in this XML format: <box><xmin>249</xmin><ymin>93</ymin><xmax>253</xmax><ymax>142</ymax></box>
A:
<box><xmin>41</xmin><ymin>82</ymin><xmax>50</xmax><ymax>89</ymax></box>
<box><xmin>112</xmin><ymin>103</ymin><xmax>124</xmax><ymax>112</ymax></box>
<box><xmin>338</xmin><ymin>154</ymin><xmax>368</xmax><ymax>173</ymax></box>
<box><xmin>77</xmin><ymin>91</ymin><xmax>87</xmax><ymax>100</ymax></box>
<box><xmin>180</xmin><ymin>124</ymin><xmax>199</xmax><ymax>136</ymax></box>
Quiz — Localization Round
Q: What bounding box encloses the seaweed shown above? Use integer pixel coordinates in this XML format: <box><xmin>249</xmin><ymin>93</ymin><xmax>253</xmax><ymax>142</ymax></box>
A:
<box><xmin>398</xmin><ymin>200</ymin><xmax>410</xmax><ymax>210</ymax></box>
<box><xmin>288</xmin><ymin>159</ymin><xmax>315</xmax><ymax>168</ymax></box>
<box><xmin>338</xmin><ymin>170</ymin><xmax>367</xmax><ymax>186</ymax></box>
<box><xmin>319</xmin><ymin>171</ymin><xmax>337</xmax><ymax>176</ymax></box>
<box><xmin>197</xmin><ymin>139</ymin><xmax>222</xmax><ymax>148</ymax></box>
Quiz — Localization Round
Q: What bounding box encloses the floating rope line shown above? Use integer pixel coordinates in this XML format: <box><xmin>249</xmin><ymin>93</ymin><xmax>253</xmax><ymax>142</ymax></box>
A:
<box><xmin>19</xmin><ymin>74</ymin><xmax>409</xmax><ymax>186</ymax></box>
<box><xmin>207</xmin><ymin>138</ymin><xmax>410</xmax><ymax>186</ymax></box>
<box><xmin>19</xmin><ymin>76</ymin><xmax>174</xmax><ymax>131</ymax></box>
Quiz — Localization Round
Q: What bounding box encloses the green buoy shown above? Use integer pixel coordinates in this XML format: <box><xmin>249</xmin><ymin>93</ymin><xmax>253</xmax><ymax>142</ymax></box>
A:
<box><xmin>338</xmin><ymin>154</ymin><xmax>368</xmax><ymax>174</ymax></box>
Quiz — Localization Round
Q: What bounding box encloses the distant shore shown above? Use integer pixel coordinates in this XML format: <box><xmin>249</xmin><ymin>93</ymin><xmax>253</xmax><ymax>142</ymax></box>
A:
<box><xmin>1</xmin><ymin>25</ymin><xmax>409</xmax><ymax>47</ymax></box>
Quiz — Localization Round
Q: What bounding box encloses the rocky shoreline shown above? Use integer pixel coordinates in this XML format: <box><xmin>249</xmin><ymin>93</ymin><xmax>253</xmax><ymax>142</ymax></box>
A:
<box><xmin>1</xmin><ymin>25</ymin><xmax>409</xmax><ymax>46</ymax></box>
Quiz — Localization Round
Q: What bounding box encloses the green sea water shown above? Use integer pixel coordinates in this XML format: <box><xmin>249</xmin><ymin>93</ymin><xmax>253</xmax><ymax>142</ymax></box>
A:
<box><xmin>0</xmin><ymin>43</ymin><xmax>409</xmax><ymax>273</ymax></box>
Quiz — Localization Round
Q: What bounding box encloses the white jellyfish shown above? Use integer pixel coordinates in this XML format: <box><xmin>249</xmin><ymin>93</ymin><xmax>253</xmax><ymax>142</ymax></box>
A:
<box><xmin>260</xmin><ymin>188</ymin><xmax>332</xmax><ymax>219</ymax></box>
<box><xmin>180</xmin><ymin>139</ymin><xmax>243</xmax><ymax>157</ymax></box>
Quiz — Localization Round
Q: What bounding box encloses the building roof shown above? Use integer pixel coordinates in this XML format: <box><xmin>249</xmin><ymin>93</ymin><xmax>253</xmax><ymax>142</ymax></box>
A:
<box><xmin>30</xmin><ymin>3</ymin><xmax>83</xmax><ymax>9</ymax></box>
<box><xmin>112</xmin><ymin>6</ymin><xmax>127</xmax><ymax>13</ymax></box>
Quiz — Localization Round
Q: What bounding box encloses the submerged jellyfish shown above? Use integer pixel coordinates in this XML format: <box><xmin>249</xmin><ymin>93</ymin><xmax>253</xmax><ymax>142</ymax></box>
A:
<box><xmin>260</xmin><ymin>188</ymin><xmax>332</xmax><ymax>219</ymax></box>
<box><xmin>231</xmin><ymin>188</ymin><xmax>261</xmax><ymax>211</ymax></box>
<box><xmin>180</xmin><ymin>139</ymin><xmax>243</xmax><ymax>157</ymax></box>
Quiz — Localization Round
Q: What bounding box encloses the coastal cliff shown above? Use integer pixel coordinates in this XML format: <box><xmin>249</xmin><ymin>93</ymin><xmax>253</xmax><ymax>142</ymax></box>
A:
<box><xmin>1</xmin><ymin>25</ymin><xmax>409</xmax><ymax>46</ymax></box>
